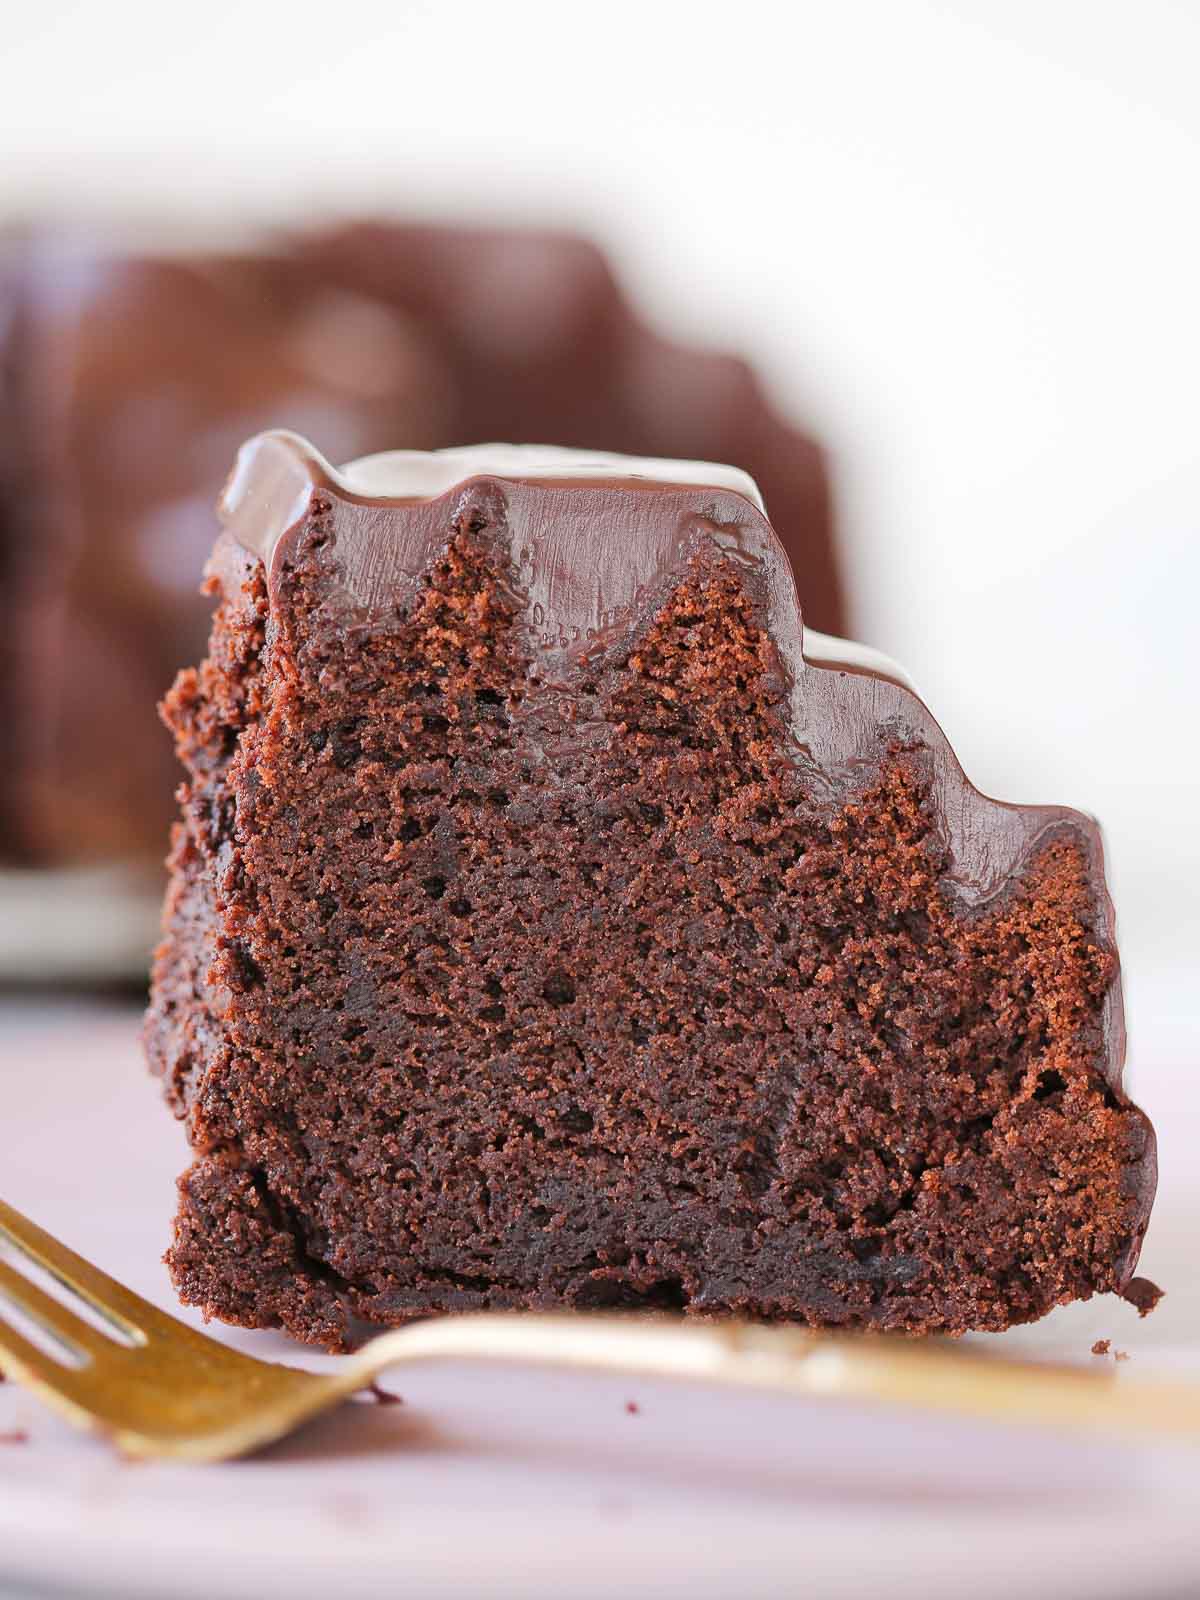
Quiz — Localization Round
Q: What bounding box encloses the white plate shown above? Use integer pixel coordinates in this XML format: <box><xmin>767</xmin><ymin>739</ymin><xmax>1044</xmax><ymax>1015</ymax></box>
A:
<box><xmin>0</xmin><ymin>997</ymin><xmax>1195</xmax><ymax>1600</ymax></box>
<box><xmin>0</xmin><ymin>870</ymin><xmax>160</xmax><ymax>985</ymax></box>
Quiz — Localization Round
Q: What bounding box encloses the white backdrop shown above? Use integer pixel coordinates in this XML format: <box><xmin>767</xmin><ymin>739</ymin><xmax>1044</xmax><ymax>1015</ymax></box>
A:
<box><xmin>2</xmin><ymin>0</ymin><xmax>1196</xmax><ymax>1066</ymax></box>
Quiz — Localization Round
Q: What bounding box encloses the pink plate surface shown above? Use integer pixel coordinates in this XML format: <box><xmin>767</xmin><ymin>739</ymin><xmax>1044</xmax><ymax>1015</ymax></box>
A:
<box><xmin>0</xmin><ymin>993</ymin><xmax>1195</xmax><ymax>1600</ymax></box>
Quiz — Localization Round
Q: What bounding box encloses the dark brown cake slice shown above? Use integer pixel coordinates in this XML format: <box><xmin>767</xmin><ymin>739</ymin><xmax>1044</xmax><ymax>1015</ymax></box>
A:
<box><xmin>144</xmin><ymin>434</ymin><xmax>1156</xmax><ymax>1348</ymax></box>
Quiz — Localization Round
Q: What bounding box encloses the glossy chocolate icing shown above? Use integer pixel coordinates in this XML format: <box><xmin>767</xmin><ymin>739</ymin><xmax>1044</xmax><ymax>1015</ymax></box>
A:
<box><xmin>222</xmin><ymin>434</ymin><xmax>1114</xmax><ymax>895</ymax></box>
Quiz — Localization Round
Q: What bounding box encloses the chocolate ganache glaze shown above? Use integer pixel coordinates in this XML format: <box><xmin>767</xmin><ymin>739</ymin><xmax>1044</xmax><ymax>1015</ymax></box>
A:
<box><xmin>220</xmin><ymin>432</ymin><xmax>1110</xmax><ymax>914</ymax></box>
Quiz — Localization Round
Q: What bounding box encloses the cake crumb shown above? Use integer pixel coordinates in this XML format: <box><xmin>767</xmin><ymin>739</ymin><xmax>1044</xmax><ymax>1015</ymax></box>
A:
<box><xmin>0</xmin><ymin>1429</ymin><xmax>29</xmax><ymax>1446</ymax></box>
<box><xmin>1121</xmin><ymin>1277</ymin><xmax>1164</xmax><ymax>1317</ymax></box>
<box><xmin>625</xmin><ymin>1400</ymin><xmax>640</xmax><ymax>1416</ymax></box>
<box><xmin>1090</xmin><ymin>1339</ymin><xmax>1131</xmax><ymax>1362</ymax></box>
<box><xmin>364</xmin><ymin>1381</ymin><xmax>403</xmax><ymax>1406</ymax></box>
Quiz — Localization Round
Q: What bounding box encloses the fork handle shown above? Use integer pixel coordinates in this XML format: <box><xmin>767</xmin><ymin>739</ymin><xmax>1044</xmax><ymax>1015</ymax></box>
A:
<box><xmin>342</xmin><ymin>1313</ymin><xmax>1200</xmax><ymax>1440</ymax></box>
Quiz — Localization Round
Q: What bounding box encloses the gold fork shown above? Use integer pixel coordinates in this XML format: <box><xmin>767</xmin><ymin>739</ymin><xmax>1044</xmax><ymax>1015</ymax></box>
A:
<box><xmin>0</xmin><ymin>1196</ymin><xmax>1195</xmax><ymax>1462</ymax></box>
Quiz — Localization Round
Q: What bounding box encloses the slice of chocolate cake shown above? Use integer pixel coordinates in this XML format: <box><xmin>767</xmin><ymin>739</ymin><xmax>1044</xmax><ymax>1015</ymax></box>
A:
<box><xmin>144</xmin><ymin>435</ymin><xmax>1156</xmax><ymax>1348</ymax></box>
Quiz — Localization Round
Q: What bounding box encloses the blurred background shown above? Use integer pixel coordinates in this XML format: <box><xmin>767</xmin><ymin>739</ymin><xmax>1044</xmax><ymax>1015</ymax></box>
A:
<box><xmin>0</xmin><ymin>6</ymin><xmax>1198</xmax><ymax>1595</ymax></box>
<box><xmin>1</xmin><ymin>1</ymin><xmax>1195</xmax><ymax>1168</ymax></box>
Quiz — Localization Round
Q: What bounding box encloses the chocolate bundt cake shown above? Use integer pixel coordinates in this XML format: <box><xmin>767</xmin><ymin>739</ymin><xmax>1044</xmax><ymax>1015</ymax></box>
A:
<box><xmin>144</xmin><ymin>435</ymin><xmax>1156</xmax><ymax>1347</ymax></box>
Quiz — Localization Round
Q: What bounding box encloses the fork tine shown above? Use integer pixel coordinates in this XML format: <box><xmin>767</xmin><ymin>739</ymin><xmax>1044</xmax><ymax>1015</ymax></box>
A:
<box><xmin>0</xmin><ymin>1198</ymin><xmax>179</xmax><ymax>1343</ymax></box>
<box><xmin>0</xmin><ymin>1290</ymin><xmax>88</xmax><ymax>1384</ymax></box>
<box><xmin>0</xmin><ymin>1277</ymin><xmax>186</xmax><ymax>1446</ymax></box>
<box><xmin>0</xmin><ymin>1303</ymin><xmax>137</xmax><ymax>1443</ymax></box>
<box><xmin>0</xmin><ymin>1256</ymin><xmax>128</xmax><ymax>1364</ymax></box>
